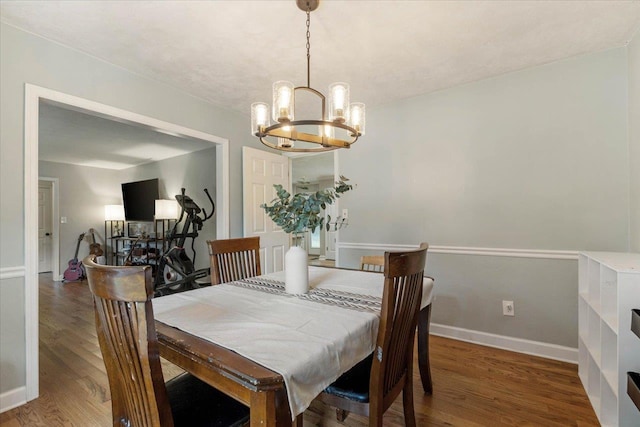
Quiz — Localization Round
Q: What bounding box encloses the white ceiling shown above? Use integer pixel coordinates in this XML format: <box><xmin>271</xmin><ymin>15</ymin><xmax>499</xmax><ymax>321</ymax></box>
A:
<box><xmin>3</xmin><ymin>1</ymin><xmax>640</xmax><ymax>169</ymax></box>
<box><xmin>39</xmin><ymin>103</ymin><xmax>213</xmax><ymax>170</ymax></box>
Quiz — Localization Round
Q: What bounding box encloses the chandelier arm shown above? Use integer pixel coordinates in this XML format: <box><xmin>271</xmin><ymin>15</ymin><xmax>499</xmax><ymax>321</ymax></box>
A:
<box><xmin>294</xmin><ymin>86</ymin><xmax>326</xmax><ymax>120</ymax></box>
<box><xmin>259</xmin><ymin>120</ymin><xmax>360</xmax><ymax>148</ymax></box>
<box><xmin>259</xmin><ymin>137</ymin><xmax>338</xmax><ymax>153</ymax></box>
<box><xmin>263</xmin><ymin>120</ymin><xmax>360</xmax><ymax>137</ymax></box>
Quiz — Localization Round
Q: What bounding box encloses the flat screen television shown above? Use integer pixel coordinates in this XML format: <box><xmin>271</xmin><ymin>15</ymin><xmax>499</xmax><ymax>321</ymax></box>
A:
<box><xmin>121</xmin><ymin>178</ymin><xmax>159</xmax><ymax>222</ymax></box>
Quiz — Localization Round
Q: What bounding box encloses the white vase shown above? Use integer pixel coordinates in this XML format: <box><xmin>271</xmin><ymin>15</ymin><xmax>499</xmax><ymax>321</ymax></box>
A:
<box><xmin>285</xmin><ymin>245</ymin><xmax>309</xmax><ymax>294</ymax></box>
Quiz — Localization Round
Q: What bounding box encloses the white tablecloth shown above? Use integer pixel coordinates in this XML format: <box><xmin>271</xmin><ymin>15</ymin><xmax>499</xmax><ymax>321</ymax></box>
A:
<box><xmin>152</xmin><ymin>266</ymin><xmax>433</xmax><ymax>418</ymax></box>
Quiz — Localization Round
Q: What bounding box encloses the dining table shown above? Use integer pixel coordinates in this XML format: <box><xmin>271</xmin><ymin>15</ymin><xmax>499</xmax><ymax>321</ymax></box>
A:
<box><xmin>153</xmin><ymin>265</ymin><xmax>434</xmax><ymax>427</ymax></box>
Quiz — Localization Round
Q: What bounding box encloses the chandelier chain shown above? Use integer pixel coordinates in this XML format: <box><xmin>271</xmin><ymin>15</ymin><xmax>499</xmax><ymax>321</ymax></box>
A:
<box><xmin>306</xmin><ymin>4</ymin><xmax>311</xmax><ymax>87</ymax></box>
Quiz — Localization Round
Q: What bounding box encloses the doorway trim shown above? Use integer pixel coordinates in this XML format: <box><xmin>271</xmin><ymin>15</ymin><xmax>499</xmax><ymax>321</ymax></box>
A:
<box><xmin>38</xmin><ymin>177</ymin><xmax>60</xmax><ymax>280</ymax></box>
<box><xmin>24</xmin><ymin>83</ymin><xmax>230</xmax><ymax>401</ymax></box>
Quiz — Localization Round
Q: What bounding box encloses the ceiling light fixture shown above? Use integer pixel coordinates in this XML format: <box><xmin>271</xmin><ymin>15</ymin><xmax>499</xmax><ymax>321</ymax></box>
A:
<box><xmin>251</xmin><ymin>0</ymin><xmax>365</xmax><ymax>152</ymax></box>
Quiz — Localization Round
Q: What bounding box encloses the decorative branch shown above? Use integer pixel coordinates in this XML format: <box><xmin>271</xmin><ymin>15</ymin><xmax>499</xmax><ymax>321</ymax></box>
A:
<box><xmin>261</xmin><ymin>176</ymin><xmax>353</xmax><ymax>234</ymax></box>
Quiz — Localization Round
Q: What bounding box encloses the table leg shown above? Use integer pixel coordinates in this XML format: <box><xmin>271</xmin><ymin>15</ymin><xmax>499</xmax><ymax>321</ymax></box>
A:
<box><xmin>417</xmin><ymin>303</ymin><xmax>433</xmax><ymax>394</ymax></box>
<box><xmin>250</xmin><ymin>388</ymin><xmax>294</xmax><ymax>427</ymax></box>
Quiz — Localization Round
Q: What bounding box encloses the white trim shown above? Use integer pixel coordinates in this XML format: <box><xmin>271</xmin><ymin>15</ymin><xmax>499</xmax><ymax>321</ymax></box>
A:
<box><xmin>24</xmin><ymin>84</ymin><xmax>39</xmax><ymax>401</ymax></box>
<box><xmin>24</xmin><ymin>83</ymin><xmax>231</xmax><ymax>402</ymax></box>
<box><xmin>430</xmin><ymin>323</ymin><xmax>578</xmax><ymax>364</ymax></box>
<box><xmin>0</xmin><ymin>386</ymin><xmax>26</xmax><ymax>414</ymax></box>
<box><xmin>333</xmin><ymin>151</ymin><xmax>340</xmax><ymax>265</ymax></box>
<box><xmin>0</xmin><ymin>266</ymin><xmax>26</xmax><ymax>280</ymax></box>
<box><xmin>338</xmin><ymin>242</ymin><xmax>579</xmax><ymax>260</ymax></box>
<box><xmin>216</xmin><ymin>142</ymin><xmax>230</xmax><ymax>239</ymax></box>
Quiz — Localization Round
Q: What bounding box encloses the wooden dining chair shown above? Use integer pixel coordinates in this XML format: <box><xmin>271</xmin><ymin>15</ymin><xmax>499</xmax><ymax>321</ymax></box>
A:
<box><xmin>319</xmin><ymin>243</ymin><xmax>429</xmax><ymax>427</ymax></box>
<box><xmin>208</xmin><ymin>236</ymin><xmax>261</xmax><ymax>285</ymax></box>
<box><xmin>82</xmin><ymin>255</ymin><xmax>250</xmax><ymax>427</ymax></box>
<box><xmin>360</xmin><ymin>255</ymin><xmax>385</xmax><ymax>273</ymax></box>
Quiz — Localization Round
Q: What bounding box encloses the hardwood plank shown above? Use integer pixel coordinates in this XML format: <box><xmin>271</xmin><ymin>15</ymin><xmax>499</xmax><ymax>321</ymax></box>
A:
<box><xmin>0</xmin><ymin>273</ymin><xmax>599</xmax><ymax>426</ymax></box>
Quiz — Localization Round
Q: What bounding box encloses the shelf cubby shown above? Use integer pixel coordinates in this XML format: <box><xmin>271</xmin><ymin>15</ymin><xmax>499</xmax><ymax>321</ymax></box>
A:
<box><xmin>578</xmin><ymin>252</ymin><xmax>640</xmax><ymax>427</ymax></box>
<box><xmin>632</xmin><ymin>309</ymin><xmax>640</xmax><ymax>340</ymax></box>
<box><xmin>628</xmin><ymin>372</ymin><xmax>640</xmax><ymax>412</ymax></box>
<box><xmin>601</xmin><ymin>266</ymin><xmax>618</xmax><ymax>332</ymax></box>
<box><xmin>587</xmin><ymin>258</ymin><xmax>601</xmax><ymax>311</ymax></box>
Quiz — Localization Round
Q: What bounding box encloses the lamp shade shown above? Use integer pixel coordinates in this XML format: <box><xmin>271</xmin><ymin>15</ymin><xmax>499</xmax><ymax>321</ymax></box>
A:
<box><xmin>155</xmin><ymin>199</ymin><xmax>179</xmax><ymax>220</ymax></box>
<box><xmin>349</xmin><ymin>102</ymin><xmax>365</xmax><ymax>135</ymax></box>
<box><xmin>273</xmin><ymin>81</ymin><xmax>294</xmax><ymax>122</ymax></box>
<box><xmin>104</xmin><ymin>205</ymin><xmax>125</xmax><ymax>221</ymax></box>
<box><xmin>328</xmin><ymin>82</ymin><xmax>349</xmax><ymax>123</ymax></box>
<box><xmin>251</xmin><ymin>102</ymin><xmax>270</xmax><ymax>135</ymax></box>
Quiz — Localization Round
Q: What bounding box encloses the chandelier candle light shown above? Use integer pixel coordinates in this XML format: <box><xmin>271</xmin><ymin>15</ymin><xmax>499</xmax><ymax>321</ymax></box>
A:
<box><xmin>251</xmin><ymin>0</ymin><xmax>365</xmax><ymax>152</ymax></box>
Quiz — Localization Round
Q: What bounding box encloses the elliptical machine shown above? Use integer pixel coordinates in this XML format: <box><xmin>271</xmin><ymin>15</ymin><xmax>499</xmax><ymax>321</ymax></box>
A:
<box><xmin>154</xmin><ymin>188</ymin><xmax>214</xmax><ymax>296</ymax></box>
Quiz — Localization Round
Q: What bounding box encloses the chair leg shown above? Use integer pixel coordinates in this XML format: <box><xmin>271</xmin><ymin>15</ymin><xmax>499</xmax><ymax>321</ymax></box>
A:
<box><xmin>402</xmin><ymin>380</ymin><xmax>417</xmax><ymax>427</ymax></box>
<box><xmin>295</xmin><ymin>413</ymin><xmax>304</xmax><ymax>427</ymax></box>
<box><xmin>418</xmin><ymin>304</ymin><xmax>433</xmax><ymax>394</ymax></box>
<box><xmin>336</xmin><ymin>408</ymin><xmax>349</xmax><ymax>422</ymax></box>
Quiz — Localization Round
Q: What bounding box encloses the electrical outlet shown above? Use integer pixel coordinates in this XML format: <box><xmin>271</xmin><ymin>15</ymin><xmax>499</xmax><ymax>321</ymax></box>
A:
<box><xmin>503</xmin><ymin>300</ymin><xmax>515</xmax><ymax>316</ymax></box>
<box><xmin>60</xmin><ymin>216</ymin><xmax>67</xmax><ymax>224</ymax></box>
<box><xmin>342</xmin><ymin>209</ymin><xmax>348</xmax><ymax>219</ymax></box>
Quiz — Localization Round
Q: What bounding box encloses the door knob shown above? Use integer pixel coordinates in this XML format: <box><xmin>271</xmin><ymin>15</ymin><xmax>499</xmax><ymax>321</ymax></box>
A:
<box><xmin>45</xmin><ymin>233</ymin><xmax>51</xmax><ymax>236</ymax></box>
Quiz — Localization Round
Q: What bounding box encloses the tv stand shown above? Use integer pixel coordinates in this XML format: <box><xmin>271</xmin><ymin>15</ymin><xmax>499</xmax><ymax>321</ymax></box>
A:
<box><xmin>105</xmin><ymin>219</ymin><xmax>175</xmax><ymax>267</ymax></box>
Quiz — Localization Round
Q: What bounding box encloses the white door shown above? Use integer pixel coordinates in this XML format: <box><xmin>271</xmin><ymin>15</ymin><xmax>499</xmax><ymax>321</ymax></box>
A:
<box><xmin>325</xmin><ymin>203</ymin><xmax>337</xmax><ymax>260</ymax></box>
<box><xmin>242</xmin><ymin>146</ymin><xmax>290</xmax><ymax>273</ymax></box>
<box><xmin>38</xmin><ymin>181</ymin><xmax>53</xmax><ymax>273</ymax></box>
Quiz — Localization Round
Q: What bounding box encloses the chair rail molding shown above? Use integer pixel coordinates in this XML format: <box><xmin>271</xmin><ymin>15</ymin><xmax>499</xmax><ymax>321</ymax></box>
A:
<box><xmin>0</xmin><ymin>266</ymin><xmax>26</xmax><ymax>280</ymax></box>
<box><xmin>337</xmin><ymin>242</ymin><xmax>579</xmax><ymax>260</ymax></box>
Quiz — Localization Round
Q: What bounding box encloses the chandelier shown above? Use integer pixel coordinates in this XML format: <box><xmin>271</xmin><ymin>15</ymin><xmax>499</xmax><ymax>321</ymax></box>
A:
<box><xmin>251</xmin><ymin>0</ymin><xmax>365</xmax><ymax>152</ymax></box>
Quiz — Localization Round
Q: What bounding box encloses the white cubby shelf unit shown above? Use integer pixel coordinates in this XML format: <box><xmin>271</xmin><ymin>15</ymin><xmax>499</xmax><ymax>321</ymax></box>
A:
<box><xmin>578</xmin><ymin>251</ymin><xmax>640</xmax><ymax>427</ymax></box>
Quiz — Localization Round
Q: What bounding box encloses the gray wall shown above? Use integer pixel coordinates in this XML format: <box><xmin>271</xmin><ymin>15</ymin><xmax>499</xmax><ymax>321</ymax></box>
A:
<box><xmin>0</xmin><ymin>22</ymin><xmax>263</xmax><ymax>395</ymax></box>
<box><xmin>629</xmin><ymin>31</ymin><xmax>640</xmax><ymax>252</ymax></box>
<box><xmin>338</xmin><ymin>47</ymin><xmax>630</xmax><ymax>348</ymax></box>
<box><xmin>39</xmin><ymin>161</ymin><xmax>122</xmax><ymax>273</ymax></box>
<box><xmin>39</xmin><ymin>146</ymin><xmax>218</xmax><ymax>276</ymax></box>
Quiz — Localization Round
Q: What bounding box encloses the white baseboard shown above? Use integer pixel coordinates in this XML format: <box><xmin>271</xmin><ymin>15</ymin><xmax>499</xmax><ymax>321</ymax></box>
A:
<box><xmin>430</xmin><ymin>323</ymin><xmax>578</xmax><ymax>364</ymax></box>
<box><xmin>0</xmin><ymin>386</ymin><xmax>26</xmax><ymax>414</ymax></box>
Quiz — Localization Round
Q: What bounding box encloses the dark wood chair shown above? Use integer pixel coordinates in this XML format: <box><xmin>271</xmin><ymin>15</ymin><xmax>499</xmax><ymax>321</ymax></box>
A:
<box><xmin>360</xmin><ymin>255</ymin><xmax>385</xmax><ymax>273</ymax></box>
<box><xmin>319</xmin><ymin>243</ymin><xmax>429</xmax><ymax>427</ymax></box>
<box><xmin>208</xmin><ymin>237</ymin><xmax>261</xmax><ymax>285</ymax></box>
<box><xmin>82</xmin><ymin>255</ymin><xmax>250</xmax><ymax>427</ymax></box>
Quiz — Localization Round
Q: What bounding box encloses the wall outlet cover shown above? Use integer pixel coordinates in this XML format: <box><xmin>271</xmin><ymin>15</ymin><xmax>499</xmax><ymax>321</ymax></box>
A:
<box><xmin>503</xmin><ymin>300</ymin><xmax>515</xmax><ymax>316</ymax></box>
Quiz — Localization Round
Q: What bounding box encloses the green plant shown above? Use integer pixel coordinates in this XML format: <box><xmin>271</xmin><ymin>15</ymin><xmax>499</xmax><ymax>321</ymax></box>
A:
<box><xmin>261</xmin><ymin>176</ymin><xmax>353</xmax><ymax>234</ymax></box>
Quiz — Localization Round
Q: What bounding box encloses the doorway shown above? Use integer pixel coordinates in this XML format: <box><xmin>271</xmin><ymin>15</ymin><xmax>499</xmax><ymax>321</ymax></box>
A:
<box><xmin>290</xmin><ymin>151</ymin><xmax>338</xmax><ymax>261</ymax></box>
<box><xmin>24</xmin><ymin>84</ymin><xmax>230</xmax><ymax>401</ymax></box>
<box><xmin>37</xmin><ymin>180</ymin><xmax>56</xmax><ymax>274</ymax></box>
<box><xmin>242</xmin><ymin>146</ymin><xmax>290</xmax><ymax>274</ymax></box>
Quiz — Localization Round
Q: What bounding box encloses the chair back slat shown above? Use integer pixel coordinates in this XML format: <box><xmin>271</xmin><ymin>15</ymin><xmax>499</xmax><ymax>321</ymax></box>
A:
<box><xmin>371</xmin><ymin>243</ymin><xmax>428</xmax><ymax>411</ymax></box>
<box><xmin>84</xmin><ymin>256</ymin><xmax>174</xmax><ymax>427</ymax></box>
<box><xmin>360</xmin><ymin>255</ymin><xmax>385</xmax><ymax>273</ymax></box>
<box><xmin>208</xmin><ymin>237</ymin><xmax>261</xmax><ymax>285</ymax></box>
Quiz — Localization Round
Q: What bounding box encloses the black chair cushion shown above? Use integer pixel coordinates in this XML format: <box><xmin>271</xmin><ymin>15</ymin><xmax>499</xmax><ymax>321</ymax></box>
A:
<box><xmin>324</xmin><ymin>354</ymin><xmax>373</xmax><ymax>403</ymax></box>
<box><xmin>167</xmin><ymin>373</ymin><xmax>250</xmax><ymax>427</ymax></box>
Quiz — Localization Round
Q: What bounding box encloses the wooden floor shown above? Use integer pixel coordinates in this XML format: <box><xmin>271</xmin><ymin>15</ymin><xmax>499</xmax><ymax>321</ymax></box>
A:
<box><xmin>0</xmin><ymin>273</ymin><xmax>598</xmax><ymax>426</ymax></box>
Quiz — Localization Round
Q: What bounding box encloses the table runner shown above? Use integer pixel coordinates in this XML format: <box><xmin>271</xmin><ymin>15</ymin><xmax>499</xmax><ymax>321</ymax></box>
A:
<box><xmin>152</xmin><ymin>266</ymin><xmax>434</xmax><ymax>418</ymax></box>
<box><xmin>228</xmin><ymin>277</ymin><xmax>382</xmax><ymax>313</ymax></box>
